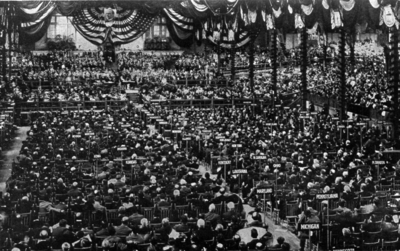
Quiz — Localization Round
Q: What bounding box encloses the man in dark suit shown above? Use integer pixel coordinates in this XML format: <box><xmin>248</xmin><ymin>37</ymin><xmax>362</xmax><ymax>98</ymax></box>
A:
<box><xmin>205</xmin><ymin>203</ymin><xmax>221</xmax><ymax>226</ymax></box>
<box><xmin>115</xmin><ymin>217</ymin><xmax>132</xmax><ymax>236</ymax></box>
<box><xmin>157</xmin><ymin>193</ymin><xmax>171</xmax><ymax>207</ymax></box>
<box><xmin>247</xmin><ymin>228</ymin><xmax>260</xmax><ymax>249</ymax></box>
<box><xmin>129</xmin><ymin>207</ymin><xmax>144</xmax><ymax>226</ymax></box>
<box><xmin>174</xmin><ymin>215</ymin><xmax>190</xmax><ymax>233</ymax></box>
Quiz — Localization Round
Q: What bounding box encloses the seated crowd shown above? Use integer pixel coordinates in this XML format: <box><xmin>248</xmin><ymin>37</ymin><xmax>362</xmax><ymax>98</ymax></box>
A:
<box><xmin>145</xmin><ymin>103</ymin><xmax>400</xmax><ymax>250</ymax></box>
<box><xmin>3</xmin><ymin>105</ymin><xmax>286</xmax><ymax>251</ymax></box>
<box><xmin>1</xmin><ymin>95</ymin><xmax>399</xmax><ymax>251</ymax></box>
<box><xmin>0</xmin><ymin>41</ymin><xmax>390</xmax><ymax>115</ymax></box>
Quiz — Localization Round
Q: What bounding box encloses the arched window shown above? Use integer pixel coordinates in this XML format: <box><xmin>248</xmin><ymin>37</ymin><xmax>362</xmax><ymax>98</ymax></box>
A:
<box><xmin>145</xmin><ymin>17</ymin><xmax>169</xmax><ymax>39</ymax></box>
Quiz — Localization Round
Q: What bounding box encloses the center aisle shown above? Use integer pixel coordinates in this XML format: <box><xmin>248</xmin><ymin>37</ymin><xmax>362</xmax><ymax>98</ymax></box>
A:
<box><xmin>0</xmin><ymin>126</ymin><xmax>30</xmax><ymax>192</ymax></box>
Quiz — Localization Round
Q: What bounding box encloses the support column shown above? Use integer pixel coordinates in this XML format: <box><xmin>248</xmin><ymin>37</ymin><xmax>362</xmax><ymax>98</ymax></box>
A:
<box><xmin>7</xmin><ymin>4</ymin><xmax>12</xmax><ymax>83</ymax></box>
<box><xmin>350</xmin><ymin>33</ymin><xmax>355</xmax><ymax>73</ymax></box>
<box><xmin>217</xmin><ymin>39</ymin><xmax>221</xmax><ymax>75</ymax></box>
<box><xmin>390</xmin><ymin>28</ymin><xmax>399</xmax><ymax>142</ymax></box>
<box><xmin>301</xmin><ymin>27</ymin><xmax>308</xmax><ymax>111</ymax></box>
<box><xmin>249</xmin><ymin>33</ymin><xmax>255</xmax><ymax>103</ymax></box>
<box><xmin>338</xmin><ymin>28</ymin><xmax>347</xmax><ymax>122</ymax></box>
<box><xmin>271</xmin><ymin>29</ymin><xmax>278</xmax><ymax>107</ymax></box>
<box><xmin>2</xmin><ymin>4</ymin><xmax>7</xmax><ymax>80</ymax></box>
<box><xmin>230</xmin><ymin>43</ymin><xmax>235</xmax><ymax>80</ymax></box>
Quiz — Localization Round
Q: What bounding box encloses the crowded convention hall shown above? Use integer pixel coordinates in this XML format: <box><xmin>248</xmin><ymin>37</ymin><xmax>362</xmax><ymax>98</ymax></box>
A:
<box><xmin>1</xmin><ymin>0</ymin><xmax>400</xmax><ymax>251</ymax></box>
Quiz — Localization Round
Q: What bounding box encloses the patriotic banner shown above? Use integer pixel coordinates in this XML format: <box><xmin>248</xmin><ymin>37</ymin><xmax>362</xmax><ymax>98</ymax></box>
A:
<box><xmin>72</xmin><ymin>6</ymin><xmax>157</xmax><ymax>46</ymax></box>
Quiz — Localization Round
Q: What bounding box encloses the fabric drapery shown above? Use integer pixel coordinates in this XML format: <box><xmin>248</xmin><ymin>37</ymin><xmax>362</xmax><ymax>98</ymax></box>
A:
<box><xmin>72</xmin><ymin>7</ymin><xmax>157</xmax><ymax>46</ymax></box>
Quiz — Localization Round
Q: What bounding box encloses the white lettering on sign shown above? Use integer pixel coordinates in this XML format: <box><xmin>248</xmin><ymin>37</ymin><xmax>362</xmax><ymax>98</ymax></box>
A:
<box><xmin>300</xmin><ymin>224</ymin><xmax>320</xmax><ymax>230</ymax></box>
<box><xmin>253</xmin><ymin>155</ymin><xmax>267</xmax><ymax>160</ymax></box>
<box><xmin>266</xmin><ymin>123</ymin><xmax>277</xmax><ymax>126</ymax></box>
<box><xmin>232</xmin><ymin>169</ymin><xmax>248</xmax><ymax>174</ymax></box>
<box><xmin>257</xmin><ymin>188</ymin><xmax>273</xmax><ymax>194</ymax></box>
<box><xmin>121</xmin><ymin>125</ymin><xmax>130</xmax><ymax>128</ymax></box>
<box><xmin>85</xmin><ymin>133</ymin><xmax>95</xmax><ymax>136</ymax></box>
<box><xmin>126</xmin><ymin>160</ymin><xmax>136</xmax><ymax>164</ymax></box>
<box><xmin>356</xmin><ymin>123</ymin><xmax>366</xmax><ymax>126</ymax></box>
<box><xmin>372</xmin><ymin>161</ymin><xmax>386</xmax><ymax>165</ymax></box>
<box><xmin>232</xmin><ymin>144</ymin><xmax>242</xmax><ymax>148</ymax></box>
<box><xmin>273</xmin><ymin>164</ymin><xmax>281</xmax><ymax>168</ymax></box>
<box><xmin>172</xmin><ymin>130</ymin><xmax>182</xmax><ymax>133</ymax></box>
<box><xmin>73</xmin><ymin>135</ymin><xmax>81</xmax><ymax>138</ymax></box>
<box><xmin>338</xmin><ymin>125</ymin><xmax>345</xmax><ymax>129</ymax></box>
<box><xmin>159</xmin><ymin>122</ymin><xmax>167</xmax><ymax>125</ymax></box>
<box><xmin>218</xmin><ymin>160</ymin><xmax>231</xmax><ymax>165</ymax></box>
<box><xmin>220</xmin><ymin>138</ymin><xmax>231</xmax><ymax>142</ymax></box>
<box><xmin>315</xmin><ymin>193</ymin><xmax>339</xmax><ymax>200</ymax></box>
<box><xmin>117</xmin><ymin>147</ymin><xmax>127</xmax><ymax>151</ymax></box>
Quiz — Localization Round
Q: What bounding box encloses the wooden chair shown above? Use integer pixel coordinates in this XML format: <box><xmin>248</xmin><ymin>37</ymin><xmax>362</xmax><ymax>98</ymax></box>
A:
<box><xmin>15</xmin><ymin>211</ymin><xmax>32</xmax><ymax>227</ymax></box>
<box><xmin>38</xmin><ymin>212</ymin><xmax>50</xmax><ymax>224</ymax></box>
<box><xmin>158</xmin><ymin>206</ymin><xmax>172</xmax><ymax>220</ymax></box>
<box><xmin>175</xmin><ymin>204</ymin><xmax>189</xmax><ymax>216</ymax></box>
<box><xmin>285</xmin><ymin>201</ymin><xmax>299</xmax><ymax>228</ymax></box>
<box><xmin>382</xmin><ymin>238</ymin><xmax>399</xmax><ymax>251</ymax></box>
<box><xmin>360</xmin><ymin>196</ymin><xmax>373</xmax><ymax>206</ymax></box>
<box><xmin>214</xmin><ymin>202</ymin><xmax>224</xmax><ymax>215</ymax></box>
<box><xmin>141</xmin><ymin>207</ymin><xmax>155</xmax><ymax>221</ymax></box>
<box><xmin>106</xmin><ymin>209</ymin><xmax>120</xmax><ymax>226</ymax></box>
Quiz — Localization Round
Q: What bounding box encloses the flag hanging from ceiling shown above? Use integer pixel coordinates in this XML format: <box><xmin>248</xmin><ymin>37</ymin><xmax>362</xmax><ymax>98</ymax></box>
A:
<box><xmin>72</xmin><ymin>6</ymin><xmax>157</xmax><ymax>46</ymax></box>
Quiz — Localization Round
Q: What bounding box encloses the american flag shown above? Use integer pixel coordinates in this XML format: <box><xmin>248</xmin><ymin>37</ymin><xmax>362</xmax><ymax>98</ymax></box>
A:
<box><xmin>72</xmin><ymin>7</ymin><xmax>157</xmax><ymax>46</ymax></box>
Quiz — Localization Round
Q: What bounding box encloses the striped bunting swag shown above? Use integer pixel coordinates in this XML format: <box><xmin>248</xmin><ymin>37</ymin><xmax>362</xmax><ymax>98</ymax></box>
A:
<box><xmin>72</xmin><ymin>7</ymin><xmax>157</xmax><ymax>46</ymax></box>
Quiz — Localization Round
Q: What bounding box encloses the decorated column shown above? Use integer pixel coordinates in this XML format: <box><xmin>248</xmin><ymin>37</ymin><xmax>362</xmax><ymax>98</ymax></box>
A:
<box><xmin>338</xmin><ymin>28</ymin><xmax>346</xmax><ymax>122</ymax></box>
<box><xmin>390</xmin><ymin>28</ymin><xmax>399</xmax><ymax>142</ymax></box>
<box><xmin>7</xmin><ymin>3</ymin><xmax>13</xmax><ymax>83</ymax></box>
<box><xmin>249</xmin><ymin>32</ymin><xmax>256</xmax><ymax>102</ymax></box>
<box><xmin>1</xmin><ymin>3</ymin><xmax>7</xmax><ymax>80</ymax></box>
<box><xmin>230</xmin><ymin>43</ymin><xmax>235</xmax><ymax>80</ymax></box>
<box><xmin>301</xmin><ymin>27</ymin><xmax>308</xmax><ymax>111</ymax></box>
<box><xmin>271</xmin><ymin>29</ymin><xmax>278</xmax><ymax>106</ymax></box>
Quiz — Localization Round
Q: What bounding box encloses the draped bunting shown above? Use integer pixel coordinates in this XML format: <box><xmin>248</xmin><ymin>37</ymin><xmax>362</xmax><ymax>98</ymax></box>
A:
<box><xmin>20</xmin><ymin>15</ymin><xmax>52</xmax><ymax>45</ymax></box>
<box><xmin>164</xmin><ymin>8</ymin><xmax>194</xmax><ymax>31</ymax></box>
<box><xmin>72</xmin><ymin>7</ymin><xmax>157</xmax><ymax>46</ymax></box>
<box><xmin>11</xmin><ymin>0</ymin><xmax>400</xmax><ymax>48</ymax></box>
<box><xmin>17</xmin><ymin>1</ymin><xmax>55</xmax><ymax>44</ymax></box>
<box><xmin>163</xmin><ymin>8</ymin><xmax>196</xmax><ymax>47</ymax></box>
<box><xmin>166</xmin><ymin>17</ymin><xmax>195</xmax><ymax>47</ymax></box>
